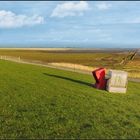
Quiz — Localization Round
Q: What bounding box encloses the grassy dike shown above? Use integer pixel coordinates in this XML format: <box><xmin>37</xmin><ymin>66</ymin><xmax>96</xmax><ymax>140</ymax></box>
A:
<box><xmin>0</xmin><ymin>60</ymin><xmax>140</xmax><ymax>138</ymax></box>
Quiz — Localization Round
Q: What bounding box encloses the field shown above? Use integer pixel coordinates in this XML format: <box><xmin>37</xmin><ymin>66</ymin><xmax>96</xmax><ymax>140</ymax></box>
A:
<box><xmin>0</xmin><ymin>48</ymin><xmax>139</xmax><ymax>78</ymax></box>
<box><xmin>0</xmin><ymin>59</ymin><xmax>140</xmax><ymax>138</ymax></box>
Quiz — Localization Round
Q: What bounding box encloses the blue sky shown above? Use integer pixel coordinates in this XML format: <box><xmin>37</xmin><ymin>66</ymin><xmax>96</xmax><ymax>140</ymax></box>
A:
<box><xmin>0</xmin><ymin>1</ymin><xmax>140</xmax><ymax>48</ymax></box>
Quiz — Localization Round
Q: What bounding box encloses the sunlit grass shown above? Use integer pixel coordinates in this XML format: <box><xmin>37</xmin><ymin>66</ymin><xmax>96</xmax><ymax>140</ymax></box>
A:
<box><xmin>0</xmin><ymin>60</ymin><xmax>140</xmax><ymax>138</ymax></box>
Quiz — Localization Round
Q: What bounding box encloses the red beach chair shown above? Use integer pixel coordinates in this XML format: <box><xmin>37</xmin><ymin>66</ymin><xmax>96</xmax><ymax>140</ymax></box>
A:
<box><xmin>92</xmin><ymin>68</ymin><xmax>107</xmax><ymax>90</ymax></box>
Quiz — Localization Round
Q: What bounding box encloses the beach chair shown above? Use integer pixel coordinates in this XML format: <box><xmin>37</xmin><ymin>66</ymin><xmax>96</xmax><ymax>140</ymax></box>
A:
<box><xmin>92</xmin><ymin>68</ymin><xmax>107</xmax><ymax>90</ymax></box>
<box><xmin>106</xmin><ymin>70</ymin><xmax>128</xmax><ymax>93</ymax></box>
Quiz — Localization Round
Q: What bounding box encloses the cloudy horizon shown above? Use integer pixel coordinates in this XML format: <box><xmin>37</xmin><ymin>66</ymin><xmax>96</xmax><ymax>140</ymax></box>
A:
<box><xmin>0</xmin><ymin>1</ymin><xmax>140</xmax><ymax>48</ymax></box>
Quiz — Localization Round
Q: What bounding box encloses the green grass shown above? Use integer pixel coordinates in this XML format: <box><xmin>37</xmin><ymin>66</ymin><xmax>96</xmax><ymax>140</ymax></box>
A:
<box><xmin>0</xmin><ymin>60</ymin><xmax>140</xmax><ymax>139</ymax></box>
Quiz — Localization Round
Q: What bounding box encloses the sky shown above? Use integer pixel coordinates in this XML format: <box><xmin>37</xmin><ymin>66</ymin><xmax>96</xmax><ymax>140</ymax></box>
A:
<box><xmin>0</xmin><ymin>1</ymin><xmax>140</xmax><ymax>48</ymax></box>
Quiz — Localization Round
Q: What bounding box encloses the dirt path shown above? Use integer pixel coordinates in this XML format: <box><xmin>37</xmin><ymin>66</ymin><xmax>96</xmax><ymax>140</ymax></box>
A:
<box><xmin>0</xmin><ymin>56</ymin><xmax>140</xmax><ymax>83</ymax></box>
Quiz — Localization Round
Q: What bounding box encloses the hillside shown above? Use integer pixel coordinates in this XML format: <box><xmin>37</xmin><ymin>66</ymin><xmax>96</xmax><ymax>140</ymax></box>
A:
<box><xmin>0</xmin><ymin>60</ymin><xmax>140</xmax><ymax>138</ymax></box>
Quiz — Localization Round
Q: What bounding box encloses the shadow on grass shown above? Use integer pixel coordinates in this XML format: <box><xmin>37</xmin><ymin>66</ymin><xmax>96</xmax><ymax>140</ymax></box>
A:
<box><xmin>43</xmin><ymin>73</ymin><xmax>93</xmax><ymax>87</ymax></box>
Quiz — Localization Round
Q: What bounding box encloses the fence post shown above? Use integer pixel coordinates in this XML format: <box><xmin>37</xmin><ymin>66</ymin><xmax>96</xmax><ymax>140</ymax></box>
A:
<box><xmin>18</xmin><ymin>56</ymin><xmax>20</xmax><ymax>62</ymax></box>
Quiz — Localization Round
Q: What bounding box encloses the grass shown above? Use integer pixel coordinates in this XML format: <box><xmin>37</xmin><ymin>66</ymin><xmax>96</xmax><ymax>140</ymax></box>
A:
<box><xmin>0</xmin><ymin>60</ymin><xmax>140</xmax><ymax>138</ymax></box>
<box><xmin>0</xmin><ymin>49</ymin><xmax>127</xmax><ymax>68</ymax></box>
<box><xmin>0</xmin><ymin>49</ymin><xmax>139</xmax><ymax>78</ymax></box>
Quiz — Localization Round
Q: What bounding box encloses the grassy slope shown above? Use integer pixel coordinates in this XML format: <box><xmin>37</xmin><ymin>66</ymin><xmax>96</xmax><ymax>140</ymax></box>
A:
<box><xmin>0</xmin><ymin>60</ymin><xmax>140</xmax><ymax>139</ymax></box>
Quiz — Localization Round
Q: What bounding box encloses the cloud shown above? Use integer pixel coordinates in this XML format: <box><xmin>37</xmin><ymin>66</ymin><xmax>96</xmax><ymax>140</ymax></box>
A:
<box><xmin>51</xmin><ymin>1</ymin><xmax>89</xmax><ymax>18</ymax></box>
<box><xmin>0</xmin><ymin>10</ymin><xmax>44</xmax><ymax>28</ymax></box>
<box><xmin>96</xmin><ymin>2</ymin><xmax>111</xmax><ymax>10</ymax></box>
